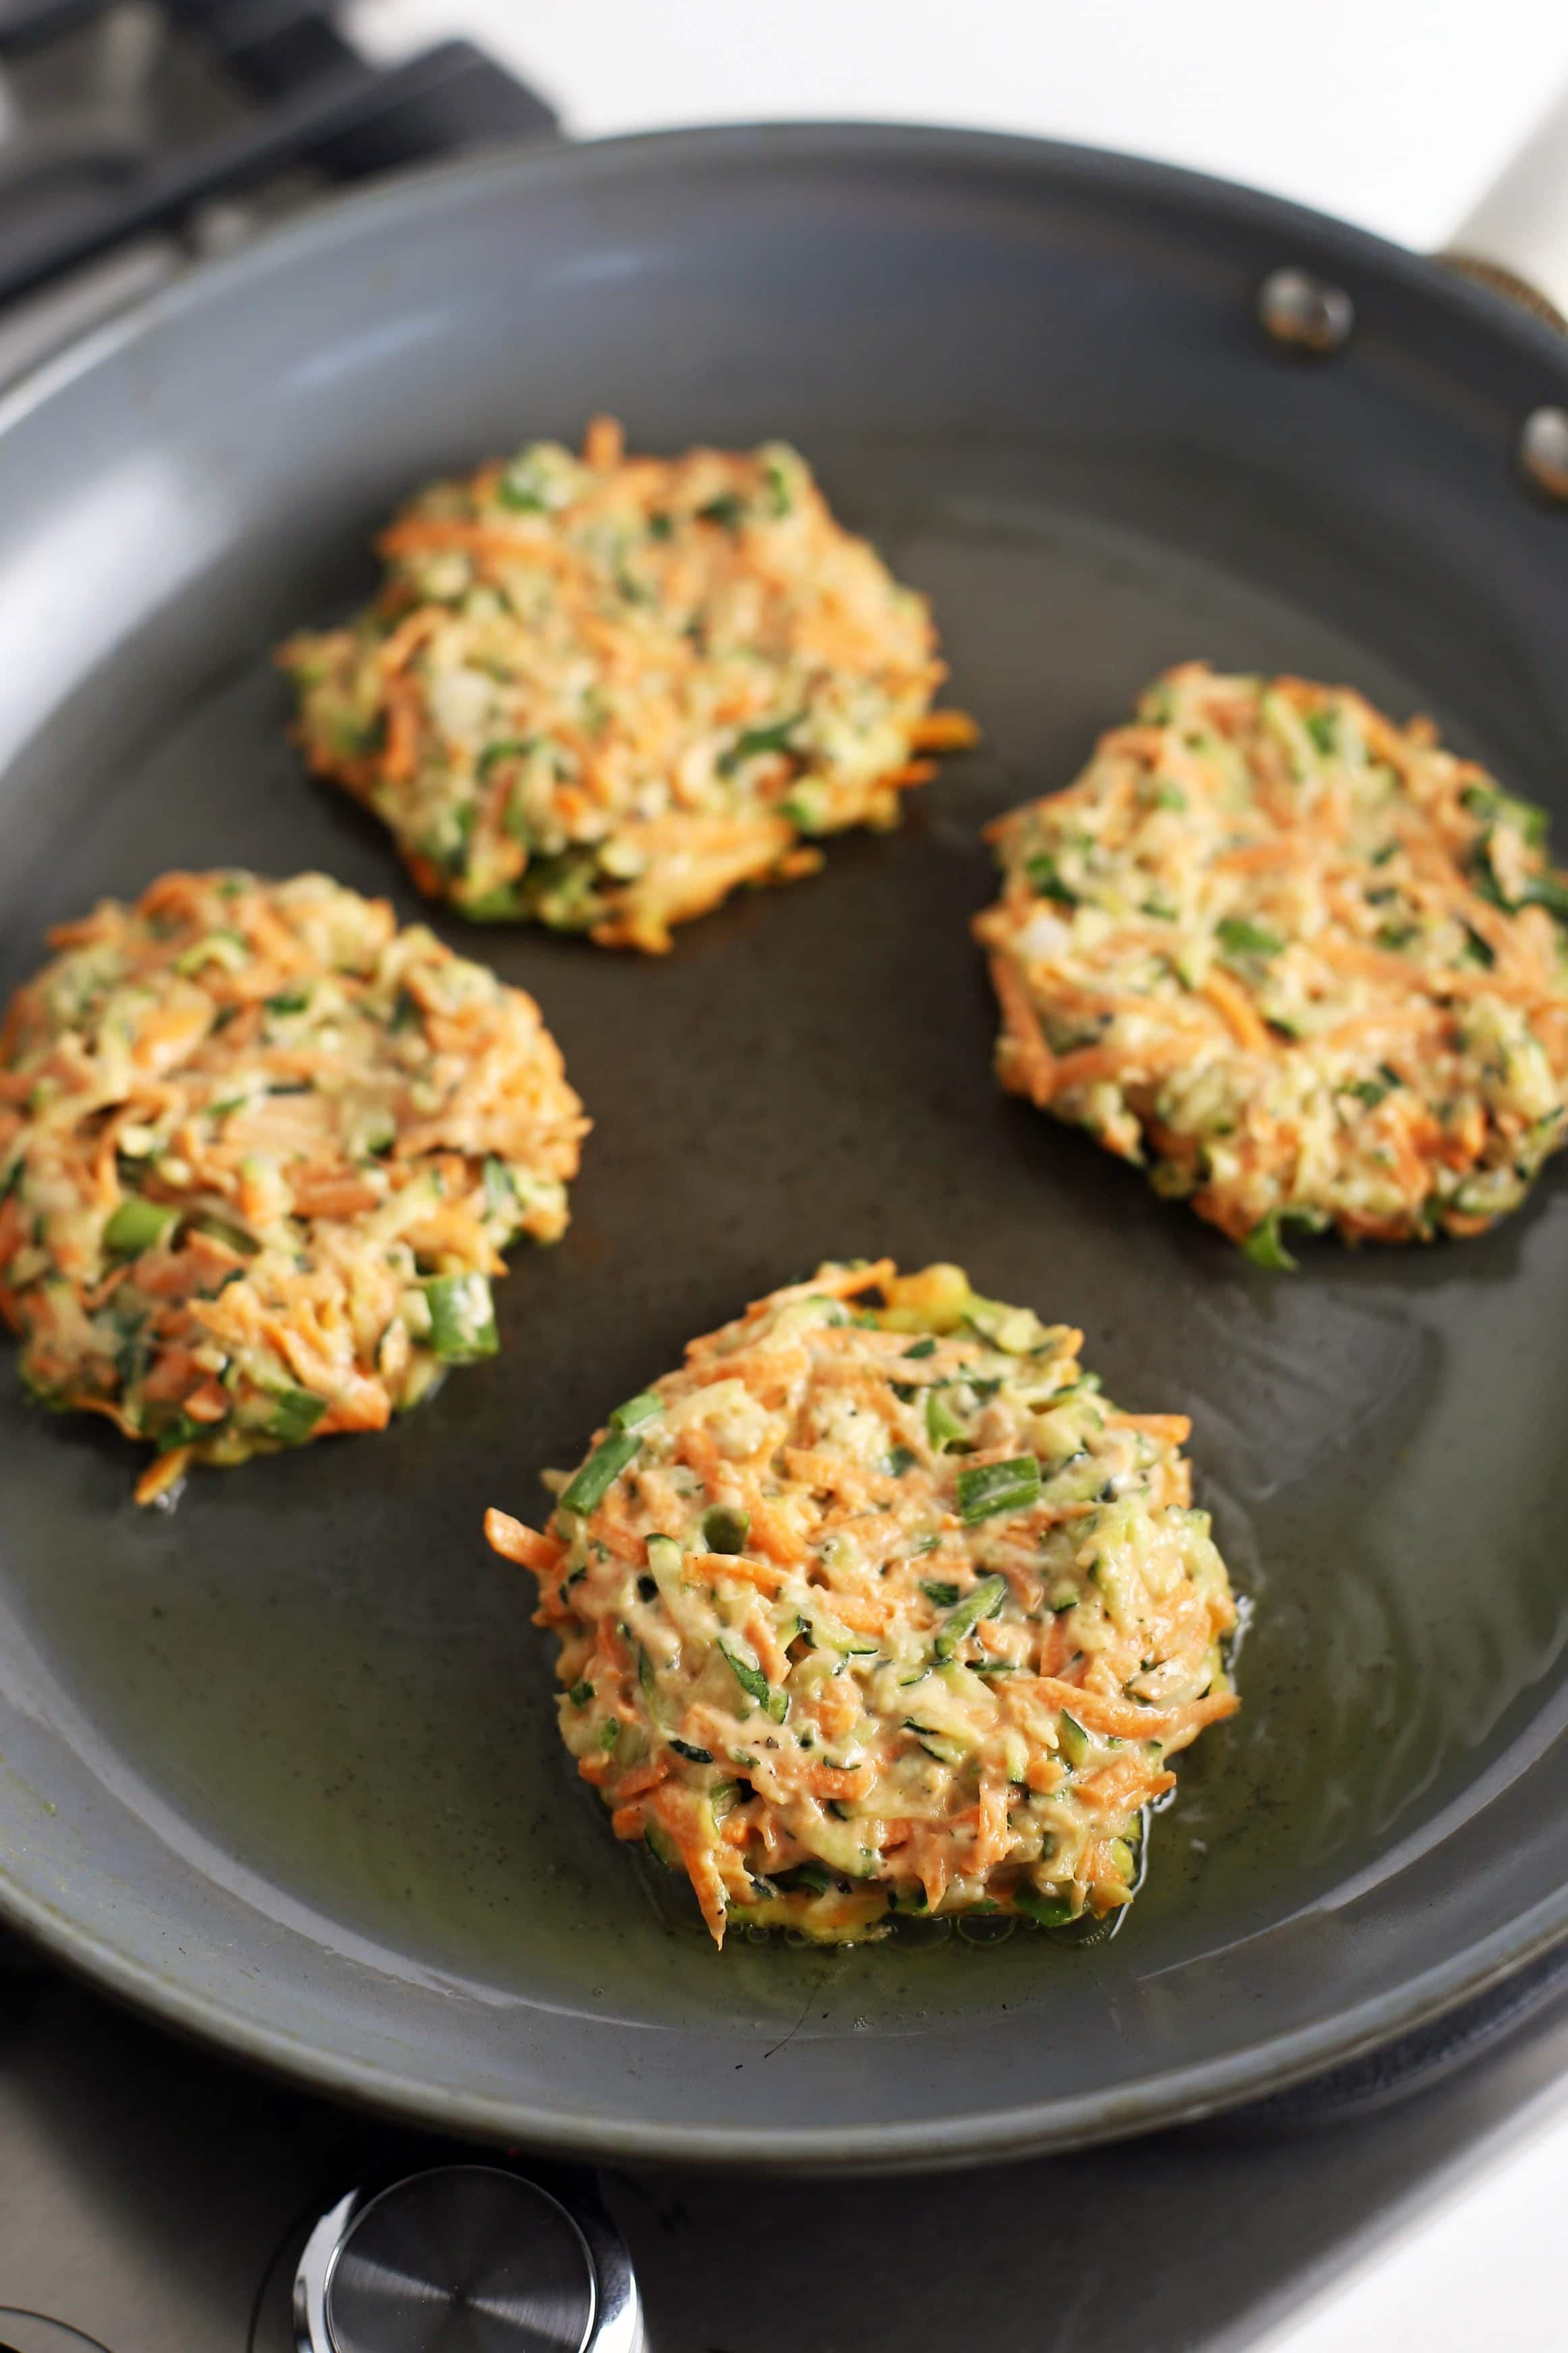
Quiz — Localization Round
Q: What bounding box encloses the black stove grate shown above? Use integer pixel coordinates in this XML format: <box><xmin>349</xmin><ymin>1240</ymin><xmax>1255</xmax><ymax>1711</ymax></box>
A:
<box><xmin>0</xmin><ymin>0</ymin><xmax>557</xmax><ymax>312</ymax></box>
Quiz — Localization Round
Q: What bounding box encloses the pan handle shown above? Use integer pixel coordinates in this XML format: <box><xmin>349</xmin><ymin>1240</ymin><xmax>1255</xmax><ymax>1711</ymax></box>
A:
<box><xmin>1444</xmin><ymin>79</ymin><xmax>1568</xmax><ymax>325</ymax></box>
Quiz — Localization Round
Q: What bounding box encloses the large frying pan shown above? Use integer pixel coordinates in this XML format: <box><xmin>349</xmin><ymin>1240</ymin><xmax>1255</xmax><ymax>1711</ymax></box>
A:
<box><xmin>3</xmin><ymin>118</ymin><xmax>1568</xmax><ymax>2173</ymax></box>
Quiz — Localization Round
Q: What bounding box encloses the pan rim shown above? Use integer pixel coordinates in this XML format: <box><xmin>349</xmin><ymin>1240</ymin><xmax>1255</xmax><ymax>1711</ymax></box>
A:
<box><xmin>3</xmin><ymin>1857</ymin><xmax>1568</xmax><ymax>2170</ymax></box>
<box><xmin>3</xmin><ymin>114</ymin><xmax>1568</xmax><ymax>444</ymax></box>
<box><xmin>3</xmin><ymin>116</ymin><xmax>1568</xmax><ymax>2167</ymax></box>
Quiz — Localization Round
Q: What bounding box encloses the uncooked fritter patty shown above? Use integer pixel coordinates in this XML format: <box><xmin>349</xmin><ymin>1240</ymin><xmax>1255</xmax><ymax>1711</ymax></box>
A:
<box><xmin>485</xmin><ymin>1258</ymin><xmax>1237</xmax><ymax>1945</ymax></box>
<box><xmin>976</xmin><ymin>663</ymin><xmax>1568</xmax><ymax>1263</ymax></box>
<box><xmin>0</xmin><ymin>869</ymin><xmax>588</xmax><ymax>1501</ymax></box>
<box><xmin>281</xmin><ymin>417</ymin><xmax>974</xmax><ymax>952</ymax></box>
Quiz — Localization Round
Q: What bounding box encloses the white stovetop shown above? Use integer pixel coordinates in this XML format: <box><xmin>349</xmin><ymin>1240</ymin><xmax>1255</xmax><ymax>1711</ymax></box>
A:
<box><xmin>345</xmin><ymin>3</ymin><xmax>1568</xmax><ymax>2344</ymax></box>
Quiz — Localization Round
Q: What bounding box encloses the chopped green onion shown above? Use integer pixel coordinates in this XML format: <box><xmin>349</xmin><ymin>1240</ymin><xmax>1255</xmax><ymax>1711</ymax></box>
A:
<box><xmin>698</xmin><ymin>493</ymin><xmax>746</xmax><ymax>531</ymax></box>
<box><xmin>567</xmin><ymin>1680</ymin><xmax>594</xmax><ymax>1707</ymax></box>
<box><xmin>103</xmin><ymin>1197</ymin><xmax>179</xmax><ymax>1256</ymax></box>
<box><xmin>954</xmin><ymin>1458</ymin><xmax>1040</xmax><ymax>1524</ymax></box>
<box><xmin>935</xmin><ymin>1571</ymin><xmax>1009</xmax><ymax>1657</ymax></box>
<box><xmin>669</xmin><ymin>1737</ymin><xmax>714</xmax><ymax>1764</ymax></box>
<box><xmin>422</xmin><ymin>1273</ymin><xmax>499</xmax><ymax>1362</ymax></box>
<box><xmin>925</xmin><ymin>1389</ymin><xmax>968</xmax><ymax>1451</ymax></box>
<box><xmin>903</xmin><ymin>1337</ymin><xmax>936</xmax><ymax>1359</ymax></box>
<box><xmin>1459</xmin><ymin>920</ymin><xmax>1496</xmax><ymax>968</ymax></box>
<box><xmin>265</xmin><ymin>987</ymin><xmax>311</xmax><ymax>1017</ymax></box>
<box><xmin>267</xmin><ymin>1389</ymin><xmax>327</xmax><ymax>1446</ymax></box>
<box><xmin>701</xmin><ymin>1503</ymin><xmax>752</xmax><ymax>1553</ymax></box>
<box><xmin>610</xmin><ymin>1391</ymin><xmax>663</xmax><ymax>1433</ymax></box>
<box><xmin>1304</xmin><ymin>709</ymin><xmax>1337</xmax><ymax>755</ymax></box>
<box><xmin>559</xmin><ymin>1429</ymin><xmax>642</xmax><ymax>1515</ymax></box>
<box><xmin>883</xmin><ymin>1443</ymin><xmax>918</xmax><ymax>1479</ymax></box>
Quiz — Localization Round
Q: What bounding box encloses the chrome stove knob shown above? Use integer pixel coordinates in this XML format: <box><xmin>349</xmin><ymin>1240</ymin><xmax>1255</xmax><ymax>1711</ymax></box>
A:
<box><xmin>293</xmin><ymin>2165</ymin><xmax>644</xmax><ymax>2353</ymax></box>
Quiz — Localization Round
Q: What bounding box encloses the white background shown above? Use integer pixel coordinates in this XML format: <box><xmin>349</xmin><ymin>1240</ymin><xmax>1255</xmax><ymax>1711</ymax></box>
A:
<box><xmin>343</xmin><ymin>5</ymin><xmax>1568</xmax><ymax>2346</ymax></box>
<box><xmin>345</xmin><ymin>0</ymin><xmax>1568</xmax><ymax>250</ymax></box>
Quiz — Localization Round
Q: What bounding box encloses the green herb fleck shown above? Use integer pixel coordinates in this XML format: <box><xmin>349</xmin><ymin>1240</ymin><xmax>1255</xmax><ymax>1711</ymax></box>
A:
<box><xmin>920</xmin><ymin>1579</ymin><xmax>963</xmax><ymax>1608</ymax></box>
<box><xmin>719</xmin><ymin>1640</ymin><xmax>771</xmax><ymax>1707</ymax></box>
<box><xmin>718</xmin><ymin>715</ymin><xmax>801</xmax><ymax>776</ymax></box>
<box><xmin>1025</xmin><ymin>853</ymin><xmax>1077</xmax><ymax>906</ymax></box>
<box><xmin>1216</xmin><ymin>916</ymin><xmax>1283</xmax><ymax>958</ymax></box>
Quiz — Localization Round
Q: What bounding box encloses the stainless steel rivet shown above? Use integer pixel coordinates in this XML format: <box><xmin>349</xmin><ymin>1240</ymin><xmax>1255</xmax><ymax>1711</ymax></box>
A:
<box><xmin>1519</xmin><ymin>405</ymin><xmax>1568</xmax><ymax>501</ymax></box>
<box><xmin>1257</xmin><ymin>267</ymin><xmax>1355</xmax><ymax>354</ymax></box>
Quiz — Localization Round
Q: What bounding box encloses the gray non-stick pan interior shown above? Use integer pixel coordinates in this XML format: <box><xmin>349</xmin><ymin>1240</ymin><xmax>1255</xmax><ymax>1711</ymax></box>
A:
<box><xmin>1</xmin><ymin>126</ymin><xmax>1568</xmax><ymax>2170</ymax></box>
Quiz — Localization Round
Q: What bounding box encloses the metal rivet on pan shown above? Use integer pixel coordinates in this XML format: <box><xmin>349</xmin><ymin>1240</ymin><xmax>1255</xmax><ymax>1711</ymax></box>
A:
<box><xmin>1519</xmin><ymin>406</ymin><xmax>1568</xmax><ymax>501</ymax></box>
<box><xmin>1257</xmin><ymin>267</ymin><xmax>1355</xmax><ymax>354</ymax></box>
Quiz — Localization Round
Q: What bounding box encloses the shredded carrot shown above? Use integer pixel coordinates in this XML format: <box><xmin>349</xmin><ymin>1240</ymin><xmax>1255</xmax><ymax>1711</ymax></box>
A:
<box><xmin>484</xmin><ymin>1510</ymin><xmax>565</xmax><ymax>1576</ymax></box>
<box><xmin>1200</xmin><ymin>967</ymin><xmax>1272</xmax><ymax>1054</ymax></box>
<box><xmin>909</xmin><ymin>709</ymin><xmax>980</xmax><ymax>751</ymax></box>
<box><xmin>1107</xmin><ymin>1410</ymin><xmax>1193</xmax><ymax>1445</ymax></box>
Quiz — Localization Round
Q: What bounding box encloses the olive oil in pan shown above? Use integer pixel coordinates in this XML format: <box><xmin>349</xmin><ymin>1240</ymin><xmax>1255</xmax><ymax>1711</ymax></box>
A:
<box><xmin>4</xmin><ymin>485</ymin><xmax>1568</xmax><ymax>2043</ymax></box>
